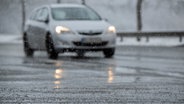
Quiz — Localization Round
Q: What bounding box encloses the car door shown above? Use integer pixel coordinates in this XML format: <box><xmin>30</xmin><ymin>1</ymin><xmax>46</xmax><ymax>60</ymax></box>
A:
<box><xmin>30</xmin><ymin>7</ymin><xmax>49</xmax><ymax>50</ymax></box>
<box><xmin>27</xmin><ymin>9</ymin><xmax>41</xmax><ymax>49</ymax></box>
<box><xmin>36</xmin><ymin>7</ymin><xmax>49</xmax><ymax>50</ymax></box>
<box><xmin>31</xmin><ymin>8</ymin><xmax>45</xmax><ymax>50</ymax></box>
<box><xmin>26</xmin><ymin>9</ymin><xmax>40</xmax><ymax>49</ymax></box>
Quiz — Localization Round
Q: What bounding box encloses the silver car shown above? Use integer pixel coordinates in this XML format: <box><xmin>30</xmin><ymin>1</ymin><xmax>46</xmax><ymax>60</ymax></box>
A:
<box><xmin>23</xmin><ymin>4</ymin><xmax>116</xmax><ymax>59</ymax></box>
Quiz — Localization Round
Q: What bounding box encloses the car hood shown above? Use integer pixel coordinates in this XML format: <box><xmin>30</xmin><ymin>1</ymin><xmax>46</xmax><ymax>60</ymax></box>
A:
<box><xmin>52</xmin><ymin>20</ymin><xmax>111</xmax><ymax>32</ymax></box>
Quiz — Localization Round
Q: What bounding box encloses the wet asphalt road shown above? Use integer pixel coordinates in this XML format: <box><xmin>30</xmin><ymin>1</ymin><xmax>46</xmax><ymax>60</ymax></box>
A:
<box><xmin>0</xmin><ymin>44</ymin><xmax>184</xmax><ymax>104</ymax></box>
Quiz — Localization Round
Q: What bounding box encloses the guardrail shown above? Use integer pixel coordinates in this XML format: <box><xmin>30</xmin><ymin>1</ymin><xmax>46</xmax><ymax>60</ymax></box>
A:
<box><xmin>117</xmin><ymin>32</ymin><xmax>184</xmax><ymax>42</ymax></box>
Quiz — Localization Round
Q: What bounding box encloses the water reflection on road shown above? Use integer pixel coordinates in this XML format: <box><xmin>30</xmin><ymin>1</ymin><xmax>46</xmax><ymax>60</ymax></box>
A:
<box><xmin>1</xmin><ymin>44</ymin><xmax>184</xmax><ymax>103</ymax></box>
<box><xmin>54</xmin><ymin>68</ymin><xmax>63</xmax><ymax>89</ymax></box>
<box><xmin>108</xmin><ymin>67</ymin><xmax>114</xmax><ymax>83</ymax></box>
<box><xmin>21</xmin><ymin>52</ymin><xmax>184</xmax><ymax>89</ymax></box>
<box><xmin>106</xmin><ymin>66</ymin><xmax>142</xmax><ymax>84</ymax></box>
<box><xmin>54</xmin><ymin>61</ymin><xmax>64</xmax><ymax>89</ymax></box>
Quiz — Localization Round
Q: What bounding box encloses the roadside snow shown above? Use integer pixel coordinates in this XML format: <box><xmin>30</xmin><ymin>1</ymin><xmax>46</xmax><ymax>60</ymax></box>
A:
<box><xmin>0</xmin><ymin>34</ymin><xmax>22</xmax><ymax>44</ymax></box>
<box><xmin>116</xmin><ymin>37</ymin><xmax>184</xmax><ymax>47</ymax></box>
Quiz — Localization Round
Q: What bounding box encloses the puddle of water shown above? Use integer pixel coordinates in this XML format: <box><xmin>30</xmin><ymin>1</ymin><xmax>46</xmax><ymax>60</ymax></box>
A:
<box><xmin>115</xmin><ymin>67</ymin><xmax>137</xmax><ymax>74</ymax></box>
<box><xmin>106</xmin><ymin>66</ymin><xmax>140</xmax><ymax>83</ymax></box>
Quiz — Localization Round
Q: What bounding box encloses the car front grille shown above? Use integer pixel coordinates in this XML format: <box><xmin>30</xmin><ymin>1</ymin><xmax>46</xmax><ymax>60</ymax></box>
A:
<box><xmin>73</xmin><ymin>42</ymin><xmax>108</xmax><ymax>47</ymax></box>
<box><xmin>78</xmin><ymin>32</ymin><xmax>102</xmax><ymax>36</ymax></box>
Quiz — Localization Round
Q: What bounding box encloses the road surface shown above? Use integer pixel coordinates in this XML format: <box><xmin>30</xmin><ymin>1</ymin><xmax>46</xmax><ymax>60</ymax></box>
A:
<box><xmin>0</xmin><ymin>44</ymin><xmax>184</xmax><ymax>103</ymax></box>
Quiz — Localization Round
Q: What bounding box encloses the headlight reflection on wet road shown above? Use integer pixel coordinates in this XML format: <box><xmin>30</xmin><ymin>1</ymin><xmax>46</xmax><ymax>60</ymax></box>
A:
<box><xmin>54</xmin><ymin>68</ymin><xmax>63</xmax><ymax>89</ymax></box>
<box><xmin>55</xmin><ymin>61</ymin><xmax>63</xmax><ymax>67</ymax></box>
<box><xmin>108</xmin><ymin>67</ymin><xmax>114</xmax><ymax>83</ymax></box>
<box><xmin>55</xmin><ymin>69</ymin><xmax>63</xmax><ymax>79</ymax></box>
<box><xmin>54</xmin><ymin>61</ymin><xmax>64</xmax><ymax>89</ymax></box>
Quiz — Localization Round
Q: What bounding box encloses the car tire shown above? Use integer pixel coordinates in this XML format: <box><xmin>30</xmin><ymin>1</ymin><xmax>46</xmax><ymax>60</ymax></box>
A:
<box><xmin>46</xmin><ymin>34</ymin><xmax>58</xmax><ymax>59</ymax></box>
<box><xmin>103</xmin><ymin>48</ymin><xmax>115</xmax><ymax>58</ymax></box>
<box><xmin>76</xmin><ymin>50</ymin><xmax>85</xmax><ymax>57</ymax></box>
<box><xmin>23</xmin><ymin>34</ymin><xmax>34</xmax><ymax>57</ymax></box>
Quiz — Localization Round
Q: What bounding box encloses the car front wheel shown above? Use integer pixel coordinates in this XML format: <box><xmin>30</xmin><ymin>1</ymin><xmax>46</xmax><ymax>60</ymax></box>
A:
<box><xmin>76</xmin><ymin>50</ymin><xmax>85</xmax><ymax>57</ymax></box>
<box><xmin>103</xmin><ymin>48</ymin><xmax>115</xmax><ymax>58</ymax></box>
<box><xmin>46</xmin><ymin>35</ymin><xmax>58</xmax><ymax>59</ymax></box>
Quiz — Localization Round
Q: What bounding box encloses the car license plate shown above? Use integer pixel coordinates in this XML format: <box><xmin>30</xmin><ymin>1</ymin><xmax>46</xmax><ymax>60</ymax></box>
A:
<box><xmin>82</xmin><ymin>38</ymin><xmax>102</xmax><ymax>43</ymax></box>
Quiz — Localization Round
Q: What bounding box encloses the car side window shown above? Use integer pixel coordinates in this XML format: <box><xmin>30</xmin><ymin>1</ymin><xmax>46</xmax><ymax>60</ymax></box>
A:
<box><xmin>29</xmin><ymin>9</ymin><xmax>42</xmax><ymax>21</ymax></box>
<box><xmin>36</xmin><ymin>8</ymin><xmax>49</xmax><ymax>22</ymax></box>
<box><xmin>41</xmin><ymin>8</ymin><xmax>49</xmax><ymax>21</ymax></box>
<box><xmin>35</xmin><ymin>9</ymin><xmax>42</xmax><ymax>21</ymax></box>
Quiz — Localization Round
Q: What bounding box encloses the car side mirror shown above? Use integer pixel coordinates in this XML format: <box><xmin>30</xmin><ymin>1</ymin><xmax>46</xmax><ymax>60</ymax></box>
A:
<box><xmin>38</xmin><ymin>16</ymin><xmax>49</xmax><ymax>23</ymax></box>
<box><xmin>42</xmin><ymin>16</ymin><xmax>49</xmax><ymax>23</ymax></box>
<box><xmin>43</xmin><ymin>18</ymin><xmax>49</xmax><ymax>24</ymax></box>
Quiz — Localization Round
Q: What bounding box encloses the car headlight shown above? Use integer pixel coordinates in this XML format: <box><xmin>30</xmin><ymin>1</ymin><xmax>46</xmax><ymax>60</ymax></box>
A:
<box><xmin>55</xmin><ymin>26</ymin><xmax>73</xmax><ymax>34</ymax></box>
<box><xmin>107</xmin><ymin>26</ymin><xmax>116</xmax><ymax>34</ymax></box>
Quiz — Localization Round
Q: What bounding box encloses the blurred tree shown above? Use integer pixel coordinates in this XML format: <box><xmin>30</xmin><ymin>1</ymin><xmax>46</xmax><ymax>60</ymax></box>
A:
<box><xmin>21</xmin><ymin>0</ymin><xmax>25</xmax><ymax>34</ymax></box>
<box><xmin>57</xmin><ymin>0</ymin><xmax>61</xmax><ymax>3</ymax></box>
<box><xmin>82</xmin><ymin>0</ymin><xmax>86</xmax><ymax>5</ymax></box>
<box><xmin>136</xmin><ymin>0</ymin><xmax>143</xmax><ymax>41</ymax></box>
<box><xmin>137</xmin><ymin>0</ymin><xmax>143</xmax><ymax>32</ymax></box>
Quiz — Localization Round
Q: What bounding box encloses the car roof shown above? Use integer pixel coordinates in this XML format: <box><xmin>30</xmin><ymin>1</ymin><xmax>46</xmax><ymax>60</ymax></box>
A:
<box><xmin>49</xmin><ymin>4</ymin><xmax>86</xmax><ymax>8</ymax></box>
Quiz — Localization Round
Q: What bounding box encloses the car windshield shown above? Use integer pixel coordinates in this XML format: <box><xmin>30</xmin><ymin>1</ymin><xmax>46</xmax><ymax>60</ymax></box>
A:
<box><xmin>51</xmin><ymin>7</ymin><xmax>101</xmax><ymax>21</ymax></box>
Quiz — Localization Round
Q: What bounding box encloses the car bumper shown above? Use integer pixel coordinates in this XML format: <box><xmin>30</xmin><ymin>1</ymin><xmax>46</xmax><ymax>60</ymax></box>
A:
<box><xmin>53</xmin><ymin>34</ymin><xmax>116</xmax><ymax>52</ymax></box>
